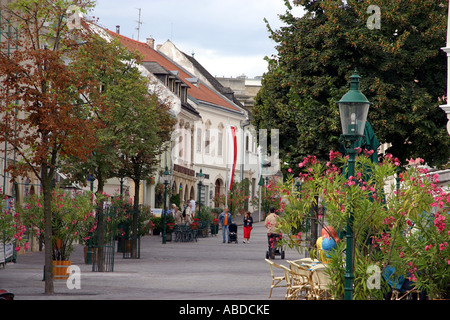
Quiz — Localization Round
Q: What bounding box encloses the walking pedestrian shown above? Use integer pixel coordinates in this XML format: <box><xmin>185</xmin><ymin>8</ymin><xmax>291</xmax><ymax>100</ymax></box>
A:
<box><xmin>189</xmin><ymin>197</ymin><xmax>196</xmax><ymax>215</ymax></box>
<box><xmin>243</xmin><ymin>211</ymin><xmax>253</xmax><ymax>243</ymax></box>
<box><xmin>170</xmin><ymin>204</ymin><xmax>177</xmax><ymax>218</ymax></box>
<box><xmin>265</xmin><ymin>207</ymin><xmax>280</xmax><ymax>258</ymax></box>
<box><xmin>185</xmin><ymin>203</ymin><xmax>193</xmax><ymax>224</ymax></box>
<box><xmin>174</xmin><ymin>205</ymin><xmax>183</xmax><ymax>224</ymax></box>
<box><xmin>219</xmin><ymin>207</ymin><xmax>232</xmax><ymax>243</ymax></box>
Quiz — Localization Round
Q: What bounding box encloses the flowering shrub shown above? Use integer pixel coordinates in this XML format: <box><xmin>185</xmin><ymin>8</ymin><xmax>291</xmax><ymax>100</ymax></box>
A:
<box><xmin>166</xmin><ymin>222</ymin><xmax>175</xmax><ymax>233</ymax></box>
<box><xmin>276</xmin><ymin>150</ymin><xmax>450</xmax><ymax>299</ymax></box>
<box><xmin>19</xmin><ymin>189</ymin><xmax>96</xmax><ymax>261</ymax></box>
<box><xmin>250</xmin><ymin>176</ymin><xmax>283</xmax><ymax>215</ymax></box>
<box><xmin>385</xmin><ymin>159</ymin><xmax>450</xmax><ymax>298</ymax></box>
<box><xmin>0</xmin><ymin>195</ymin><xmax>28</xmax><ymax>252</ymax></box>
<box><xmin>190</xmin><ymin>218</ymin><xmax>200</xmax><ymax>230</ymax></box>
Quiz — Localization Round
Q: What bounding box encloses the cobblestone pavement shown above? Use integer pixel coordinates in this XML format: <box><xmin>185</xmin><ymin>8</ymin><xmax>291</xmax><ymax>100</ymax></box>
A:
<box><xmin>0</xmin><ymin>220</ymin><xmax>307</xmax><ymax>300</ymax></box>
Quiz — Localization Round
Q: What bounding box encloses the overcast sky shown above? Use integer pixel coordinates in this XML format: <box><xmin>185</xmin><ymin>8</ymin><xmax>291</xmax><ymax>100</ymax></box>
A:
<box><xmin>90</xmin><ymin>0</ymin><xmax>305</xmax><ymax>78</ymax></box>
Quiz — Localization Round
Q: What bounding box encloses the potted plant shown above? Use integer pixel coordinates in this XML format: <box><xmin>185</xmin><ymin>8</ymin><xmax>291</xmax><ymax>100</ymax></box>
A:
<box><xmin>150</xmin><ymin>216</ymin><xmax>162</xmax><ymax>235</ymax></box>
<box><xmin>211</xmin><ymin>218</ymin><xmax>219</xmax><ymax>235</ymax></box>
<box><xmin>166</xmin><ymin>222</ymin><xmax>175</xmax><ymax>233</ymax></box>
<box><xmin>20</xmin><ymin>189</ymin><xmax>96</xmax><ymax>279</ymax></box>
<box><xmin>162</xmin><ymin>215</ymin><xmax>175</xmax><ymax>241</ymax></box>
<box><xmin>190</xmin><ymin>218</ymin><xmax>200</xmax><ymax>230</ymax></box>
<box><xmin>165</xmin><ymin>222</ymin><xmax>175</xmax><ymax>241</ymax></box>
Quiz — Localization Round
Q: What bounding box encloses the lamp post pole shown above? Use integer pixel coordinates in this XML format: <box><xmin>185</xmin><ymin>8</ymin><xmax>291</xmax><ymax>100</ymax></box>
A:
<box><xmin>163</xmin><ymin>178</ymin><xmax>168</xmax><ymax>244</ymax></box>
<box><xmin>265</xmin><ymin>177</ymin><xmax>269</xmax><ymax>218</ymax></box>
<box><xmin>337</xmin><ymin>69</ymin><xmax>371</xmax><ymax>300</ymax></box>
<box><xmin>197</xmin><ymin>169</ymin><xmax>204</xmax><ymax>219</ymax></box>
<box><xmin>162</xmin><ymin>166</ymin><xmax>171</xmax><ymax>244</ymax></box>
<box><xmin>343</xmin><ymin>138</ymin><xmax>357</xmax><ymax>301</ymax></box>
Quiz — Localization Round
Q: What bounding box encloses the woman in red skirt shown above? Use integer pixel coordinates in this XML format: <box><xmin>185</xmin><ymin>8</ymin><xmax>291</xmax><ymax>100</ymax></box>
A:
<box><xmin>243</xmin><ymin>211</ymin><xmax>254</xmax><ymax>243</ymax></box>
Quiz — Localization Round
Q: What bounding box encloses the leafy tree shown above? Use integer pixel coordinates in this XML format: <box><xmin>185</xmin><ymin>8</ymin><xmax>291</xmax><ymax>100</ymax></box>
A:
<box><xmin>254</xmin><ymin>0</ymin><xmax>450</xmax><ymax>168</ymax></box>
<box><xmin>61</xmin><ymin>34</ymin><xmax>143</xmax><ymax>266</ymax></box>
<box><xmin>116</xmin><ymin>89</ymin><xmax>175</xmax><ymax>258</ymax></box>
<box><xmin>64</xmin><ymin>33</ymin><xmax>176</xmax><ymax>259</ymax></box>
<box><xmin>86</xmin><ymin>31</ymin><xmax>176</xmax><ymax>259</ymax></box>
<box><xmin>0</xmin><ymin>0</ymin><xmax>98</xmax><ymax>294</ymax></box>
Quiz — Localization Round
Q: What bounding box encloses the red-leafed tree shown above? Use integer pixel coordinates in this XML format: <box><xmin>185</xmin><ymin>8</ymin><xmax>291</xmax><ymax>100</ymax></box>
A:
<box><xmin>0</xmin><ymin>0</ymin><xmax>99</xmax><ymax>294</ymax></box>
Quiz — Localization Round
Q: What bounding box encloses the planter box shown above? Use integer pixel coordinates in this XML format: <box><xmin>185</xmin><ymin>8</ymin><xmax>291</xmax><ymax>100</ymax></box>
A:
<box><xmin>211</xmin><ymin>224</ymin><xmax>219</xmax><ymax>235</ymax></box>
<box><xmin>52</xmin><ymin>260</ymin><xmax>71</xmax><ymax>281</ymax></box>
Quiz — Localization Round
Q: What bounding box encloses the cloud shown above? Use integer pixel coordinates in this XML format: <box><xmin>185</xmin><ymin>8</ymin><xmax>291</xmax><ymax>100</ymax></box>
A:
<box><xmin>91</xmin><ymin>0</ymin><xmax>304</xmax><ymax>78</ymax></box>
<box><xmin>192</xmin><ymin>49</ymin><xmax>269</xmax><ymax>78</ymax></box>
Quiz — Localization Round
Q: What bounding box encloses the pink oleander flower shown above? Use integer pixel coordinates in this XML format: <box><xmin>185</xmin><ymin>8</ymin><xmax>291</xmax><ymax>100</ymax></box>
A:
<box><xmin>434</xmin><ymin>213</ymin><xmax>446</xmax><ymax>233</ymax></box>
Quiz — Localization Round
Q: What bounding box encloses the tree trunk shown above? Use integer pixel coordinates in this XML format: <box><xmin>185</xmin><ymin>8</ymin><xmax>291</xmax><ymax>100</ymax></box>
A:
<box><xmin>95</xmin><ymin>174</ymin><xmax>105</xmax><ymax>271</ymax></box>
<box><xmin>42</xmin><ymin>164</ymin><xmax>54</xmax><ymax>294</ymax></box>
<box><xmin>131</xmin><ymin>177</ymin><xmax>140</xmax><ymax>259</ymax></box>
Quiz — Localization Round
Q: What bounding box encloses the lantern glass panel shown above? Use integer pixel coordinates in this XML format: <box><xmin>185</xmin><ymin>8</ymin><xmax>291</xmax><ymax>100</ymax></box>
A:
<box><xmin>339</xmin><ymin>102</ymin><xmax>370</xmax><ymax>136</ymax></box>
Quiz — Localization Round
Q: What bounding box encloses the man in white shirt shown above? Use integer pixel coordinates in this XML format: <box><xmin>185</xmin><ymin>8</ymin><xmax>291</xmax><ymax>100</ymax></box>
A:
<box><xmin>189</xmin><ymin>198</ymin><xmax>196</xmax><ymax>216</ymax></box>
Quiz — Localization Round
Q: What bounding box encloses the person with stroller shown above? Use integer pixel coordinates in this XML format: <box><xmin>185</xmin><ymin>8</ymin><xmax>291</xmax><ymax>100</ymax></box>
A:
<box><xmin>219</xmin><ymin>207</ymin><xmax>232</xmax><ymax>243</ymax></box>
<box><xmin>265</xmin><ymin>207</ymin><xmax>281</xmax><ymax>258</ymax></box>
<box><xmin>243</xmin><ymin>211</ymin><xmax>253</xmax><ymax>243</ymax></box>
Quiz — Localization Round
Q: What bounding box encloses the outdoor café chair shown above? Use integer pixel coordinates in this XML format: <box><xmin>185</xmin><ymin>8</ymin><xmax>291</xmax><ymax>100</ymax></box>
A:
<box><xmin>265</xmin><ymin>258</ymin><xmax>287</xmax><ymax>298</ymax></box>
<box><xmin>279</xmin><ymin>264</ymin><xmax>305</xmax><ymax>300</ymax></box>
<box><xmin>310</xmin><ymin>265</ymin><xmax>332</xmax><ymax>300</ymax></box>
<box><xmin>287</xmin><ymin>260</ymin><xmax>314</xmax><ymax>299</ymax></box>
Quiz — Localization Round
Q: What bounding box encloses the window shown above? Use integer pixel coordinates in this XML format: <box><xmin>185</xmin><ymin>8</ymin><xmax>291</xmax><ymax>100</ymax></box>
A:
<box><xmin>218</xmin><ymin>123</ymin><xmax>224</xmax><ymax>157</ymax></box>
<box><xmin>197</xmin><ymin>128</ymin><xmax>202</xmax><ymax>153</ymax></box>
<box><xmin>178</xmin><ymin>134</ymin><xmax>183</xmax><ymax>158</ymax></box>
<box><xmin>205</xmin><ymin>128</ymin><xmax>210</xmax><ymax>154</ymax></box>
<box><xmin>218</xmin><ymin>132</ymin><xmax>223</xmax><ymax>156</ymax></box>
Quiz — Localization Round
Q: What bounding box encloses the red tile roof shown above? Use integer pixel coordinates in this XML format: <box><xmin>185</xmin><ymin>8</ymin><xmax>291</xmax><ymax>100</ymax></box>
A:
<box><xmin>106</xmin><ymin>29</ymin><xmax>241</xmax><ymax>113</ymax></box>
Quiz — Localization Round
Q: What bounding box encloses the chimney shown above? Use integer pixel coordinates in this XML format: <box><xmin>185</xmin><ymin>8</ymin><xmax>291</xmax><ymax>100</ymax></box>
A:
<box><xmin>116</xmin><ymin>25</ymin><xmax>120</xmax><ymax>34</ymax></box>
<box><xmin>146</xmin><ymin>37</ymin><xmax>155</xmax><ymax>49</ymax></box>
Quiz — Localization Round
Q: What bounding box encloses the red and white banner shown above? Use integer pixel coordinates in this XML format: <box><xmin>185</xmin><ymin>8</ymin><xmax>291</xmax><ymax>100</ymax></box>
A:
<box><xmin>227</xmin><ymin>125</ymin><xmax>237</xmax><ymax>191</ymax></box>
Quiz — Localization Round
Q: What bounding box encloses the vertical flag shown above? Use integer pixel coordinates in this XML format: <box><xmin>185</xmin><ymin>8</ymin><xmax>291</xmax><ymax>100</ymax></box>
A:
<box><xmin>227</xmin><ymin>125</ymin><xmax>237</xmax><ymax>191</ymax></box>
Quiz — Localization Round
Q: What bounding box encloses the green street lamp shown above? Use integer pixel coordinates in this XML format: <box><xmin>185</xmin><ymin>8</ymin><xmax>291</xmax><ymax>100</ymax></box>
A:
<box><xmin>337</xmin><ymin>69</ymin><xmax>371</xmax><ymax>300</ymax></box>
<box><xmin>162</xmin><ymin>166</ymin><xmax>171</xmax><ymax>244</ymax></box>
<box><xmin>264</xmin><ymin>177</ymin><xmax>269</xmax><ymax>218</ymax></box>
<box><xmin>197</xmin><ymin>169</ymin><xmax>204</xmax><ymax>219</ymax></box>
